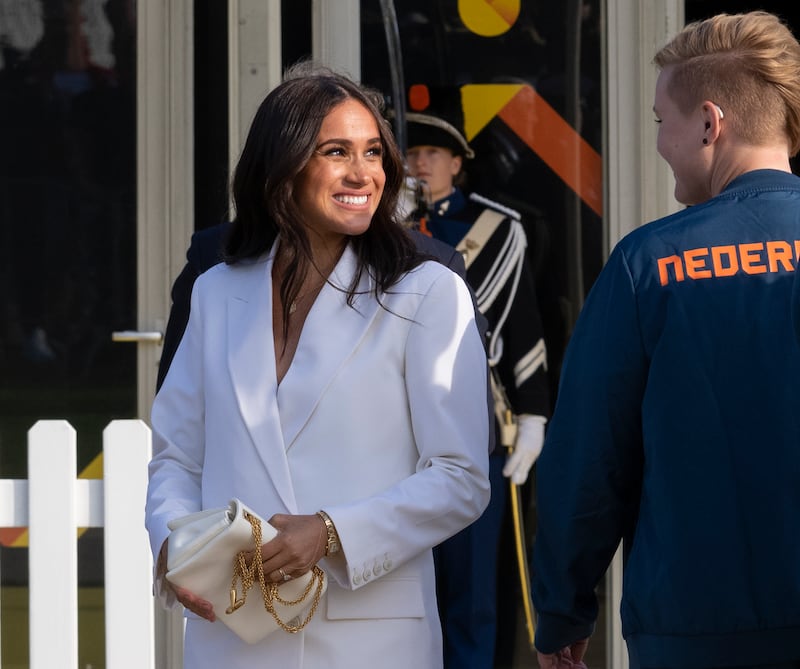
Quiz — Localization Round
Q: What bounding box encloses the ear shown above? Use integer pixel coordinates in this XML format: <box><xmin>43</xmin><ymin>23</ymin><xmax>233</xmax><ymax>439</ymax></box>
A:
<box><xmin>701</xmin><ymin>100</ymin><xmax>724</xmax><ymax>146</ymax></box>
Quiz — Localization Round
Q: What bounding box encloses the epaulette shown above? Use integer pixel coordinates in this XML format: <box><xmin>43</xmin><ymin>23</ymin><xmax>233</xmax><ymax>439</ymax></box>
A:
<box><xmin>468</xmin><ymin>192</ymin><xmax>522</xmax><ymax>221</ymax></box>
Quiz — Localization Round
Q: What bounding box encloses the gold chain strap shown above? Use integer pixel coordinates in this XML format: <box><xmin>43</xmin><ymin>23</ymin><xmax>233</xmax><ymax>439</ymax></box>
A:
<box><xmin>226</xmin><ymin>511</ymin><xmax>325</xmax><ymax>633</ymax></box>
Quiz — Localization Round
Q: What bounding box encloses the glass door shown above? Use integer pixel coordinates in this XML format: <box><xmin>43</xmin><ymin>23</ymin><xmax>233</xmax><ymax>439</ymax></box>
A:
<box><xmin>0</xmin><ymin>2</ymin><xmax>138</xmax><ymax>667</ymax></box>
<box><xmin>0</xmin><ymin>1</ymin><xmax>198</xmax><ymax>666</ymax></box>
<box><xmin>0</xmin><ymin>0</ymin><xmax>138</xmax><ymax>491</ymax></box>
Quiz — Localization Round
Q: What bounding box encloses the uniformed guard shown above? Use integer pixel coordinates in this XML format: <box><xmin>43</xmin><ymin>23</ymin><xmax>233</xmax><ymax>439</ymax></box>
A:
<box><xmin>405</xmin><ymin>104</ymin><xmax>550</xmax><ymax>668</ymax></box>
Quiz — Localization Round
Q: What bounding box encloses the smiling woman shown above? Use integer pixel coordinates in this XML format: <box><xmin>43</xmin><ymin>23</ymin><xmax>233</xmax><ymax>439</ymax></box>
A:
<box><xmin>273</xmin><ymin>98</ymin><xmax>388</xmax><ymax>378</ymax></box>
<box><xmin>292</xmin><ymin>99</ymin><xmax>386</xmax><ymax>251</ymax></box>
<box><xmin>145</xmin><ymin>63</ymin><xmax>491</xmax><ymax>669</ymax></box>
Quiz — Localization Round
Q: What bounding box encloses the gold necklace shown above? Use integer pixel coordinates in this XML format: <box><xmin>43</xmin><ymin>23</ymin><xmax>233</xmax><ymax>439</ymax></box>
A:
<box><xmin>287</xmin><ymin>279</ymin><xmax>326</xmax><ymax>315</ymax></box>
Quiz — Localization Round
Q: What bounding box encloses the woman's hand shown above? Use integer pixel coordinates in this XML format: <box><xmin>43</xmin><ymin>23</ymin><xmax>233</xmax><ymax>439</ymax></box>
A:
<box><xmin>168</xmin><ymin>582</ymin><xmax>216</xmax><ymax>622</ymax></box>
<box><xmin>259</xmin><ymin>513</ymin><xmax>329</xmax><ymax>583</ymax></box>
<box><xmin>157</xmin><ymin>538</ymin><xmax>216</xmax><ymax>621</ymax></box>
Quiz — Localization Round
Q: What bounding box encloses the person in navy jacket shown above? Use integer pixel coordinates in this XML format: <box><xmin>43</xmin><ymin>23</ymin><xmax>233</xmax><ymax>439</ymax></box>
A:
<box><xmin>532</xmin><ymin>12</ymin><xmax>800</xmax><ymax>669</ymax></box>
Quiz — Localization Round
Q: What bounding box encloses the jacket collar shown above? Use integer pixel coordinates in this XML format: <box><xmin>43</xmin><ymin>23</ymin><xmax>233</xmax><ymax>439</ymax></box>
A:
<box><xmin>276</xmin><ymin>243</ymin><xmax>379</xmax><ymax>448</ymax></box>
<box><xmin>431</xmin><ymin>187</ymin><xmax>468</xmax><ymax>218</ymax></box>
<box><xmin>720</xmin><ymin>168</ymin><xmax>800</xmax><ymax>197</ymax></box>
<box><xmin>226</xmin><ymin>242</ymin><xmax>379</xmax><ymax>509</ymax></box>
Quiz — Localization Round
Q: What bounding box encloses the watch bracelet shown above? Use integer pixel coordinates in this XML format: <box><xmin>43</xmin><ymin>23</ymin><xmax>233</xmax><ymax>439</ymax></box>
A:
<box><xmin>316</xmin><ymin>510</ymin><xmax>340</xmax><ymax>556</ymax></box>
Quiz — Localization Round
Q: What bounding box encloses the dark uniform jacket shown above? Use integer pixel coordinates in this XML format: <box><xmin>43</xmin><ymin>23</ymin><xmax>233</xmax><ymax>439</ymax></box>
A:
<box><xmin>424</xmin><ymin>188</ymin><xmax>550</xmax><ymax>421</ymax></box>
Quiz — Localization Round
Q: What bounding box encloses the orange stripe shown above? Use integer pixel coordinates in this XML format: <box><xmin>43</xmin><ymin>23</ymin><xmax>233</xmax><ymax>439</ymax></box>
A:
<box><xmin>0</xmin><ymin>528</ymin><xmax>26</xmax><ymax>547</ymax></box>
<box><xmin>1</xmin><ymin>527</ymin><xmax>88</xmax><ymax>547</ymax></box>
<box><xmin>498</xmin><ymin>85</ymin><xmax>603</xmax><ymax>217</ymax></box>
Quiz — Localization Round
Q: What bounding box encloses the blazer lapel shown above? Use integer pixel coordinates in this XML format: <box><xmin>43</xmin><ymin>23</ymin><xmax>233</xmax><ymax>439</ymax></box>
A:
<box><xmin>226</xmin><ymin>252</ymin><xmax>298</xmax><ymax>512</ymax></box>
<box><xmin>277</xmin><ymin>244</ymin><xmax>381</xmax><ymax>450</ymax></box>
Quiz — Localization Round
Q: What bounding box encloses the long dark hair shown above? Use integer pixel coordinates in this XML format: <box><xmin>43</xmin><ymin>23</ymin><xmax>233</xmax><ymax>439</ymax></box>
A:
<box><xmin>225</xmin><ymin>63</ymin><xmax>423</xmax><ymax>321</ymax></box>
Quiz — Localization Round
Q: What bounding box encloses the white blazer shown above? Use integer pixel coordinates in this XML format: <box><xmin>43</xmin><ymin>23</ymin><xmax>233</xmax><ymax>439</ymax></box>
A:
<box><xmin>146</xmin><ymin>242</ymin><xmax>490</xmax><ymax>669</ymax></box>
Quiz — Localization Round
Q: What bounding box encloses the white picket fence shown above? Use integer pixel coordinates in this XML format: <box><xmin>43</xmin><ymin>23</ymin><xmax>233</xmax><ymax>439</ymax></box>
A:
<box><xmin>0</xmin><ymin>420</ymin><xmax>156</xmax><ymax>669</ymax></box>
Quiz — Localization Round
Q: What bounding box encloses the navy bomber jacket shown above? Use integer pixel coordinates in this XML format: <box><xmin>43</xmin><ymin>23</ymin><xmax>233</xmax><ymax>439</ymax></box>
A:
<box><xmin>532</xmin><ymin>169</ymin><xmax>800</xmax><ymax>668</ymax></box>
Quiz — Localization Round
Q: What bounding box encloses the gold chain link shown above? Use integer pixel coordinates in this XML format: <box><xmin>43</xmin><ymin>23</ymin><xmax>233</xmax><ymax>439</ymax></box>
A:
<box><xmin>226</xmin><ymin>511</ymin><xmax>325</xmax><ymax>633</ymax></box>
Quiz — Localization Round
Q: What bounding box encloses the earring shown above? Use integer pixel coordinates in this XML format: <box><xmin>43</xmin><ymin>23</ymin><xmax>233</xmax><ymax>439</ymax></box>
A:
<box><xmin>702</xmin><ymin>138</ymin><xmax>708</xmax><ymax>145</ymax></box>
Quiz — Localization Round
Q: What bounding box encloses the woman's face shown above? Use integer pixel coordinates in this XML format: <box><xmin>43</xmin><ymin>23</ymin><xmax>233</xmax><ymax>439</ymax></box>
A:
<box><xmin>294</xmin><ymin>98</ymin><xmax>386</xmax><ymax>246</ymax></box>
<box><xmin>654</xmin><ymin>67</ymin><xmax>712</xmax><ymax>206</ymax></box>
<box><xmin>405</xmin><ymin>145</ymin><xmax>462</xmax><ymax>203</ymax></box>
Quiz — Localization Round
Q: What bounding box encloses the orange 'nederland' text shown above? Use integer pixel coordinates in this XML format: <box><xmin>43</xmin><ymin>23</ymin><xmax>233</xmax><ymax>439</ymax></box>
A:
<box><xmin>657</xmin><ymin>240</ymin><xmax>800</xmax><ymax>286</ymax></box>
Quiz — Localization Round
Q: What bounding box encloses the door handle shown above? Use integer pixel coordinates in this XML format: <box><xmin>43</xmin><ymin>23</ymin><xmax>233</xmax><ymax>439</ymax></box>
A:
<box><xmin>111</xmin><ymin>330</ymin><xmax>163</xmax><ymax>344</ymax></box>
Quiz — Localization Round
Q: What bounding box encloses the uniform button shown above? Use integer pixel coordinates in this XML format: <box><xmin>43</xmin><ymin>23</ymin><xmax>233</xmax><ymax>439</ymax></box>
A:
<box><xmin>362</xmin><ymin>568</ymin><xmax>371</xmax><ymax>581</ymax></box>
<box><xmin>383</xmin><ymin>559</ymin><xmax>392</xmax><ymax>571</ymax></box>
<box><xmin>372</xmin><ymin>563</ymin><xmax>382</xmax><ymax>577</ymax></box>
<box><xmin>353</xmin><ymin>573</ymin><xmax>362</xmax><ymax>586</ymax></box>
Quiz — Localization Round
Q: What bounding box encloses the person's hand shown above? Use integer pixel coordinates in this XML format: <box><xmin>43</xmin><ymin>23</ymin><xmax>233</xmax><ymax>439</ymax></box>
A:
<box><xmin>536</xmin><ymin>638</ymin><xmax>589</xmax><ymax>668</ymax></box>
<box><xmin>259</xmin><ymin>513</ymin><xmax>329</xmax><ymax>584</ymax></box>
<box><xmin>158</xmin><ymin>538</ymin><xmax>216</xmax><ymax>621</ymax></box>
<box><xmin>503</xmin><ymin>413</ymin><xmax>547</xmax><ymax>485</ymax></box>
<box><xmin>169</xmin><ymin>581</ymin><xmax>216</xmax><ymax>621</ymax></box>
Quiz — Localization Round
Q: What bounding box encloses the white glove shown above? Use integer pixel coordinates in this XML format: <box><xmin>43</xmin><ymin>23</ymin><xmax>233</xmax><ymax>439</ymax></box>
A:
<box><xmin>502</xmin><ymin>414</ymin><xmax>547</xmax><ymax>485</ymax></box>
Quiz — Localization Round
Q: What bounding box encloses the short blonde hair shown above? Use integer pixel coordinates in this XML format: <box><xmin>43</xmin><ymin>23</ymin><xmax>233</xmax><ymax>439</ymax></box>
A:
<box><xmin>654</xmin><ymin>11</ymin><xmax>800</xmax><ymax>155</ymax></box>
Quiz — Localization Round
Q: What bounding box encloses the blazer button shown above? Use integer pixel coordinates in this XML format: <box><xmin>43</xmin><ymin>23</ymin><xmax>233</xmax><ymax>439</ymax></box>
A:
<box><xmin>383</xmin><ymin>559</ymin><xmax>392</xmax><ymax>572</ymax></box>
<box><xmin>372</xmin><ymin>563</ymin><xmax>382</xmax><ymax>577</ymax></box>
<box><xmin>362</xmin><ymin>568</ymin><xmax>371</xmax><ymax>582</ymax></box>
<box><xmin>353</xmin><ymin>572</ymin><xmax>362</xmax><ymax>586</ymax></box>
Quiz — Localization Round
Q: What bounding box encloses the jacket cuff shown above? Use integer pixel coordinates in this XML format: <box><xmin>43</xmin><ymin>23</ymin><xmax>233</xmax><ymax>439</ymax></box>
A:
<box><xmin>534</xmin><ymin>613</ymin><xmax>595</xmax><ymax>655</ymax></box>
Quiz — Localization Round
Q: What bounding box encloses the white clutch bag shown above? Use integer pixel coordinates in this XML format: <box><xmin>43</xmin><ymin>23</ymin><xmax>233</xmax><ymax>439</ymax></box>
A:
<box><xmin>166</xmin><ymin>498</ymin><xmax>326</xmax><ymax>644</ymax></box>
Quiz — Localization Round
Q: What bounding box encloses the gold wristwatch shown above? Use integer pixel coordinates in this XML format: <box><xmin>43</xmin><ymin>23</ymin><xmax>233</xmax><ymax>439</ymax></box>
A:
<box><xmin>316</xmin><ymin>510</ymin><xmax>341</xmax><ymax>556</ymax></box>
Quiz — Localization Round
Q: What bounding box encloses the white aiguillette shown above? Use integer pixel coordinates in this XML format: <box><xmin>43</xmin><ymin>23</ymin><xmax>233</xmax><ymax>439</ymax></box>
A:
<box><xmin>166</xmin><ymin>498</ymin><xmax>327</xmax><ymax>643</ymax></box>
